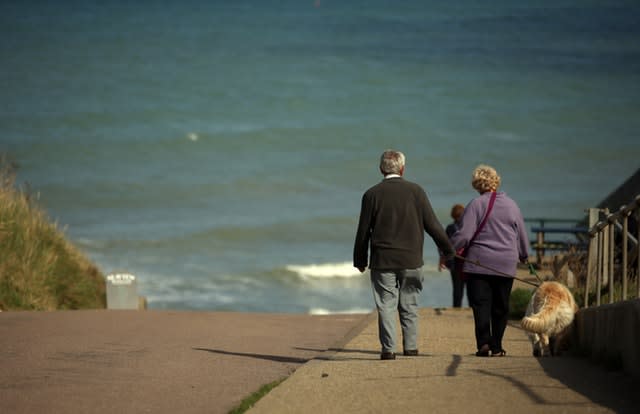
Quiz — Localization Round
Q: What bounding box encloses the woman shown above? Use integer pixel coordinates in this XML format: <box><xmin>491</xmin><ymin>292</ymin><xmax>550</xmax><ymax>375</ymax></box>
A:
<box><xmin>451</xmin><ymin>165</ymin><xmax>530</xmax><ymax>357</ymax></box>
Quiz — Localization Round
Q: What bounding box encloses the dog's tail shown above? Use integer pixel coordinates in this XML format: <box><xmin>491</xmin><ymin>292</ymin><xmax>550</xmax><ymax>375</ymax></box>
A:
<box><xmin>520</xmin><ymin>284</ymin><xmax>577</xmax><ymax>335</ymax></box>
<box><xmin>521</xmin><ymin>300</ymin><xmax>555</xmax><ymax>334</ymax></box>
<box><xmin>521</xmin><ymin>298</ymin><xmax>575</xmax><ymax>335</ymax></box>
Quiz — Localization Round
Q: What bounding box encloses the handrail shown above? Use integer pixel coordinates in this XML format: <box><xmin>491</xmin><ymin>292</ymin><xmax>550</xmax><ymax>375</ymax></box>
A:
<box><xmin>585</xmin><ymin>194</ymin><xmax>640</xmax><ymax>307</ymax></box>
<box><xmin>588</xmin><ymin>195</ymin><xmax>640</xmax><ymax>236</ymax></box>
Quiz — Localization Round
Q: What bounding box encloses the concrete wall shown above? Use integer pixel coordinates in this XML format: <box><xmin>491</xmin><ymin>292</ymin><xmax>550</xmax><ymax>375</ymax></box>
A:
<box><xmin>575</xmin><ymin>299</ymin><xmax>640</xmax><ymax>378</ymax></box>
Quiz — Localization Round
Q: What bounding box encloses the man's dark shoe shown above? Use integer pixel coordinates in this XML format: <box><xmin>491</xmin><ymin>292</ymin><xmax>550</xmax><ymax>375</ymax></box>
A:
<box><xmin>380</xmin><ymin>352</ymin><xmax>396</xmax><ymax>360</ymax></box>
<box><xmin>403</xmin><ymin>349</ymin><xmax>419</xmax><ymax>356</ymax></box>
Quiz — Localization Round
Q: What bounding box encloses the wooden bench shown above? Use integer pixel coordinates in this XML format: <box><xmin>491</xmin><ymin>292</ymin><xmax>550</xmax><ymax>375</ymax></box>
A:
<box><xmin>530</xmin><ymin>226</ymin><xmax>589</xmax><ymax>264</ymax></box>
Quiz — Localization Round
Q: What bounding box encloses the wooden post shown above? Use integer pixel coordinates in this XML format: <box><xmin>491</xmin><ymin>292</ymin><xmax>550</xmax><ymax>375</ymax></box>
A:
<box><xmin>596</xmin><ymin>231</ymin><xmax>602</xmax><ymax>306</ymax></box>
<box><xmin>602</xmin><ymin>209</ymin><xmax>610</xmax><ymax>289</ymax></box>
<box><xmin>585</xmin><ymin>208</ymin><xmax>600</xmax><ymax>308</ymax></box>
<box><xmin>622</xmin><ymin>212</ymin><xmax>628</xmax><ymax>300</ymax></box>
<box><xmin>609</xmin><ymin>219</ymin><xmax>615</xmax><ymax>304</ymax></box>
<box><xmin>536</xmin><ymin>230</ymin><xmax>545</xmax><ymax>266</ymax></box>
<box><xmin>585</xmin><ymin>234</ymin><xmax>593</xmax><ymax>308</ymax></box>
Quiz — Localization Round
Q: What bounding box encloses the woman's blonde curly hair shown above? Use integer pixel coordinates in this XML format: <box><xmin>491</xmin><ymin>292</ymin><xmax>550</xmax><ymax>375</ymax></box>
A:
<box><xmin>471</xmin><ymin>164</ymin><xmax>501</xmax><ymax>193</ymax></box>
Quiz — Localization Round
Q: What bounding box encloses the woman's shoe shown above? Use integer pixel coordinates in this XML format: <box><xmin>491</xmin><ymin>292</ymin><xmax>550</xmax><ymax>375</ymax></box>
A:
<box><xmin>475</xmin><ymin>344</ymin><xmax>490</xmax><ymax>357</ymax></box>
<box><xmin>491</xmin><ymin>349</ymin><xmax>507</xmax><ymax>357</ymax></box>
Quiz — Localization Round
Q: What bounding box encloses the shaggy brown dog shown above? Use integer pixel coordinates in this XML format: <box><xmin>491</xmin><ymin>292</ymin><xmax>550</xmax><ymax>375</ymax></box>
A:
<box><xmin>521</xmin><ymin>281</ymin><xmax>578</xmax><ymax>357</ymax></box>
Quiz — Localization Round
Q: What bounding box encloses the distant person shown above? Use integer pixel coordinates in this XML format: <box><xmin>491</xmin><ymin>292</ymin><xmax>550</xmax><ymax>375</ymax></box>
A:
<box><xmin>353</xmin><ymin>149</ymin><xmax>454</xmax><ymax>360</ymax></box>
<box><xmin>451</xmin><ymin>164</ymin><xmax>530</xmax><ymax>357</ymax></box>
<box><xmin>439</xmin><ymin>203</ymin><xmax>466</xmax><ymax>307</ymax></box>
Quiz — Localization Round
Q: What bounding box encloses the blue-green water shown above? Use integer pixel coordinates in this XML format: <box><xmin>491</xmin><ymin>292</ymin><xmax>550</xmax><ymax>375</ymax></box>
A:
<box><xmin>2</xmin><ymin>0</ymin><xmax>639</xmax><ymax>313</ymax></box>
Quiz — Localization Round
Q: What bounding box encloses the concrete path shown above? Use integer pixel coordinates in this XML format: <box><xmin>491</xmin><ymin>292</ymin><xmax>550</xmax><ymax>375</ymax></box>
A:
<box><xmin>3</xmin><ymin>308</ymin><xmax>639</xmax><ymax>414</ymax></box>
<box><xmin>0</xmin><ymin>310</ymin><xmax>369</xmax><ymax>414</ymax></box>
<box><xmin>249</xmin><ymin>308</ymin><xmax>640</xmax><ymax>414</ymax></box>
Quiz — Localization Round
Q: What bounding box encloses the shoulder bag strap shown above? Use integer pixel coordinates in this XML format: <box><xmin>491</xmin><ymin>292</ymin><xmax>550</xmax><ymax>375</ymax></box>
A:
<box><xmin>464</xmin><ymin>191</ymin><xmax>497</xmax><ymax>254</ymax></box>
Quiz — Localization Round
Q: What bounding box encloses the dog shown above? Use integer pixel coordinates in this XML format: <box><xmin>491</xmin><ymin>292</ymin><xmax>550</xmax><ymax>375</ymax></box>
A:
<box><xmin>520</xmin><ymin>281</ymin><xmax>578</xmax><ymax>357</ymax></box>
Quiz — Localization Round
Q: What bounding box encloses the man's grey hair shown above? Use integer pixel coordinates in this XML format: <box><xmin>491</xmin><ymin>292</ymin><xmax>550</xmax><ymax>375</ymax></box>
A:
<box><xmin>379</xmin><ymin>150</ymin><xmax>405</xmax><ymax>175</ymax></box>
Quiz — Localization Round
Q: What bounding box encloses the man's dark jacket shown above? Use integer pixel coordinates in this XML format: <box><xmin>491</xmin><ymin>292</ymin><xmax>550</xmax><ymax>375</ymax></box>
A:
<box><xmin>354</xmin><ymin>177</ymin><xmax>454</xmax><ymax>270</ymax></box>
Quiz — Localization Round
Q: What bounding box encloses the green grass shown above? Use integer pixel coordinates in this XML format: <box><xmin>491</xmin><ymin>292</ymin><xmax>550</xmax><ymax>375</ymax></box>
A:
<box><xmin>0</xmin><ymin>155</ymin><xmax>106</xmax><ymax>311</ymax></box>
<box><xmin>509</xmin><ymin>288</ymin><xmax>533</xmax><ymax>320</ymax></box>
<box><xmin>228</xmin><ymin>378</ymin><xmax>286</xmax><ymax>414</ymax></box>
<box><xmin>578</xmin><ymin>280</ymin><xmax>639</xmax><ymax>308</ymax></box>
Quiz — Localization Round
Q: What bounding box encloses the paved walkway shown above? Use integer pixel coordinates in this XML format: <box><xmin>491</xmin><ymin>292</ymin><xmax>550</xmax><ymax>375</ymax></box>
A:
<box><xmin>249</xmin><ymin>308</ymin><xmax>640</xmax><ymax>414</ymax></box>
<box><xmin>2</xmin><ymin>308</ymin><xmax>639</xmax><ymax>414</ymax></box>
<box><xmin>0</xmin><ymin>310</ymin><xmax>369</xmax><ymax>414</ymax></box>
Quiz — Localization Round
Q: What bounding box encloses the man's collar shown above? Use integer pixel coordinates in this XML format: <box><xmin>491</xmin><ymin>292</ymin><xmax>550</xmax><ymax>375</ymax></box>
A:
<box><xmin>384</xmin><ymin>174</ymin><xmax>402</xmax><ymax>179</ymax></box>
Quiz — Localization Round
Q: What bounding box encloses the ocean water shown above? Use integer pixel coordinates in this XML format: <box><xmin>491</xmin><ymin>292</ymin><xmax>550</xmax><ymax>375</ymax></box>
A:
<box><xmin>2</xmin><ymin>0</ymin><xmax>639</xmax><ymax>313</ymax></box>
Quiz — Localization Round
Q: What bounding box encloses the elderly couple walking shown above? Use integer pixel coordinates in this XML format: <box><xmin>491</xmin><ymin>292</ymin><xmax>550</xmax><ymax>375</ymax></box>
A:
<box><xmin>353</xmin><ymin>149</ymin><xmax>530</xmax><ymax>360</ymax></box>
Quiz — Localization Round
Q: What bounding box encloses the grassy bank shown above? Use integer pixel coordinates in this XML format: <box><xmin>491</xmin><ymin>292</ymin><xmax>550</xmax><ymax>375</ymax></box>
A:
<box><xmin>0</xmin><ymin>156</ymin><xmax>106</xmax><ymax>311</ymax></box>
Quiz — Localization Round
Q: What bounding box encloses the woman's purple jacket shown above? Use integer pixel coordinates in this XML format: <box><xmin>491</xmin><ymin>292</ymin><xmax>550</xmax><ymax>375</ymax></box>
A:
<box><xmin>450</xmin><ymin>191</ymin><xmax>530</xmax><ymax>278</ymax></box>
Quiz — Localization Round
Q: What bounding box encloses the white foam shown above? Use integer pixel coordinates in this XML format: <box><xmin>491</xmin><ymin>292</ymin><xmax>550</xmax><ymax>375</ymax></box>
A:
<box><xmin>187</xmin><ymin>132</ymin><xmax>199</xmax><ymax>141</ymax></box>
<box><xmin>286</xmin><ymin>262</ymin><xmax>363</xmax><ymax>279</ymax></box>
<box><xmin>74</xmin><ymin>237</ymin><xmax>106</xmax><ymax>249</ymax></box>
<box><xmin>287</xmin><ymin>261</ymin><xmax>441</xmax><ymax>279</ymax></box>
<box><xmin>308</xmin><ymin>307</ymin><xmax>372</xmax><ymax>315</ymax></box>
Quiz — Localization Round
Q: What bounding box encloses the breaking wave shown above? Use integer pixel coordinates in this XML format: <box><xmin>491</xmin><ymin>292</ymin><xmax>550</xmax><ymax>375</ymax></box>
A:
<box><xmin>286</xmin><ymin>262</ymin><xmax>363</xmax><ymax>280</ymax></box>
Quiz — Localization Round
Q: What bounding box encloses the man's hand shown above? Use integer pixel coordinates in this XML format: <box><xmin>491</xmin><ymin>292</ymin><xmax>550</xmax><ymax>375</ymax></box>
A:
<box><xmin>446</xmin><ymin>259</ymin><xmax>455</xmax><ymax>272</ymax></box>
<box><xmin>438</xmin><ymin>256</ymin><xmax>446</xmax><ymax>271</ymax></box>
<box><xmin>445</xmin><ymin>255</ymin><xmax>455</xmax><ymax>272</ymax></box>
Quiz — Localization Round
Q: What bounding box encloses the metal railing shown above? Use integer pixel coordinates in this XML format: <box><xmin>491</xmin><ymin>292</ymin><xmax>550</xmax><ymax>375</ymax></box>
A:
<box><xmin>584</xmin><ymin>194</ymin><xmax>640</xmax><ymax>307</ymax></box>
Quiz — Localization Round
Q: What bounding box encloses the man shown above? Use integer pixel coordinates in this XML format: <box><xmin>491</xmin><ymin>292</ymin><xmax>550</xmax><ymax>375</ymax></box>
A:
<box><xmin>353</xmin><ymin>149</ymin><xmax>454</xmax><ymax>360</ymax></box>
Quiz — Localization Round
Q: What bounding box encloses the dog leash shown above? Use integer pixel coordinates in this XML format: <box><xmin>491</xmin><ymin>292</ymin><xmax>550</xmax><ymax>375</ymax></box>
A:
<box><xmin>454</xmin><ymin>254</ymin><xmax>541</xmax><ymax>288</ymax></box>
<box><xmin>527</xmin><ymin>263</ymin><xmax>544</xmax><ymax>284</ymax></box>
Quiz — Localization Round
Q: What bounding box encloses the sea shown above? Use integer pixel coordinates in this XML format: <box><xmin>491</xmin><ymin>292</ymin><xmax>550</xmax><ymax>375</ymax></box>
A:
<box><xmin>2</xmin><ymin>0</ymin><xmax>639</xmax><ymax>314</ymax></box>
